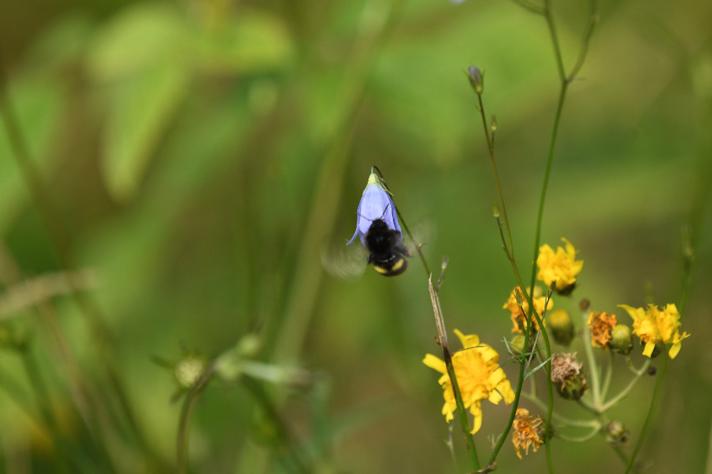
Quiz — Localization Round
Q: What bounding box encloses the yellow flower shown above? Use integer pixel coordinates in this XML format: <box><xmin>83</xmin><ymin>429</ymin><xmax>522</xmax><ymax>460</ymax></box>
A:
<box><xmin>503</xmin><ymin>286</ymin><xmax>553</xmax><ymax>333</ymax></box>
<box><xmin>536</xmin><ymin>238</ymin><xmax>583</xmax><ymax>294</ymax></box>
<box><xmin>512</xmin><ymin>408</ymin><xmax>544</xmax><ymax>459</ymax></box>
<box><xmin>587</xmin><ymin>312</ymin><xmax>617</xmax><ymax>348</ymax></box>
<box><xmin>423</xmin><ymin>330</ymin><xmax>515</xmax><ymax>434</ymax></box>
<box><xmin>618</xmin><ymin>304</ymin><xmax>690</xmax><ymax>359</ymax></box>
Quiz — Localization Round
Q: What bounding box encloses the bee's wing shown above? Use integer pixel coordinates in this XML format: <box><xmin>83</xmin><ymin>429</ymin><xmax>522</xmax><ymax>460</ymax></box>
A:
<box><xmin>401</xmin><ymin>219</ymin><xmax>435</xmax><ymax>256</ymax></box>
<box><xmin>321</xmin><ymin>241</ymin><xmax>369</xmax><ymax>279</ymax></box>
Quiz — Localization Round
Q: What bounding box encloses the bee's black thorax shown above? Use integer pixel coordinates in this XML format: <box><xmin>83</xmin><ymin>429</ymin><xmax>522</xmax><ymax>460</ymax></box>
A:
<box><xmin>365</xmin><ymin>219</ymin><xmax>409</xmax><ymax>276</ymax></box>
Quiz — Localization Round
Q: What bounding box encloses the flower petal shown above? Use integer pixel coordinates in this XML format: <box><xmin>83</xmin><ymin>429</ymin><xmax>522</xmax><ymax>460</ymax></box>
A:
<box><xmin>454</xmin><ymin>329</ymin><xmax>480</xmax><ymax>349</ymax></box>
<box><xmin>642</xmin><ymin>341</ymin><xmax>655</xmax><ymax>358</ymax></box>
<box><xmin>469</xmin><ymin>402</ymin><xmax>483</xmax><ymax>434</ymax></box>
<box><xmin>422</xmin><ymin>353</ymin><xmax>447</xmax><ymax>374</ymax></box>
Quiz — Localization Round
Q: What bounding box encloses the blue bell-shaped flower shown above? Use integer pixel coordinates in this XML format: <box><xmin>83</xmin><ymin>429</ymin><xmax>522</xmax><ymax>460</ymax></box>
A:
<box><xmin>348</xmin><ymin>168</ymin><xmax>408</xmax><ymax>276</ymax></box>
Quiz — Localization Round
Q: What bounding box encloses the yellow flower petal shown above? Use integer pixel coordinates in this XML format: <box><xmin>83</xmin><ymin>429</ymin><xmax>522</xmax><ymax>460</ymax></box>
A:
<box><xmin>470</xmin><ymin>402</ymin><xmax>483</xmax><ymax>434</ymax></box>
<box><xmin>422</xmin><ymin>354</ymin><xmax>446</xmax><ymax>374</ymax></box>
<box><xmin>454</xmin><ymin>329</ymin><xmax>480</xmax><ymax>349</ymax></box>
<box><xmin>668</xmin><ymin>343</ymin><xmax>681</xmax><ymax>359</ymax></box>
<box><xmin>642</xmin><ymin>341</ymin><xmax>656</xmax><ymax>358</ymax></box>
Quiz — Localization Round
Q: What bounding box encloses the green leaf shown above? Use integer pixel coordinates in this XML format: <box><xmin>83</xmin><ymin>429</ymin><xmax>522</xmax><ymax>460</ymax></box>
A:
<box><xmin>87</xmin><ymin>3</ymin><xmax>188</xmax><ymax>81</ymax></box>
<box><xmin>100</xmin><ymin>63</ymin><xmax>189</xmax><ymax>202</ymax></box>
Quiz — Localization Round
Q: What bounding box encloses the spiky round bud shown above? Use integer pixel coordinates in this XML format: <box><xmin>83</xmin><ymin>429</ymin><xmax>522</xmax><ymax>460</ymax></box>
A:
<box><xmin>174</xmin><ymin>355</ymin><xmax>206</xmax><ymax>389</ymax></box>
<box><xmin>606</xmin><ymin>421</ymin><xmax>629</xmax><ymax>445</ymax></box>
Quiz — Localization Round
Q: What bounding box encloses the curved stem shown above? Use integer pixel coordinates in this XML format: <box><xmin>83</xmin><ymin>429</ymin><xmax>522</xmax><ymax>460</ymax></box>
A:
<box><xmin>522</xmin><ymin>392</ymin><xmax>598</xmax><ymax>428</ymax></box>
<box><xmin>625</xmin><ymin>358</ymin><xmax>667</xmax><ymax>473</ymax></box>
<box><xmin>176</xmin><ymin>366</ymin><xmax>214</xmax><ymax>474</ymax></box>
<box><xmin>601</xmin><ymin>360</ymin><xmax>651</xmax><ymax>412</ymax></box>
<box><xmin>557</xmin><ymin>426</ymin><xmax>600</xmax><ymax>443</ymax></box>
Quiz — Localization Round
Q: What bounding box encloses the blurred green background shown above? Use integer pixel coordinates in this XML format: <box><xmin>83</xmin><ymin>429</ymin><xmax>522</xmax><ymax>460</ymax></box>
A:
<box><xmin>1</xmin><ymin>0</ymin><xmax>711</xmax><ymax>472</ymax></box>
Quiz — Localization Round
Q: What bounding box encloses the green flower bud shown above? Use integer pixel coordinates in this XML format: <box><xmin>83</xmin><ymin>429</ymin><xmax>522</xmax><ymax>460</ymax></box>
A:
<box><xmin>174</xmin><ymin>355</ymin><xmax>206</xmax><ymax>389</ymax></box>
<box><xmin>609</xmin><ymin>324</ymin><xmax>632</xmax><ymax>355</ymax></box>
<box><xmin>509</xmin><ymin>334</ymin><xmax>526</xmax><ymax>355</ymax></box>
<box><xmin>467</xmin><ymin>66</ymin><xmax>484</xmax><ymax>94</ymax></box>
<box><xmin>605</xmin><ymin>421</ymin><xmax>629</xmax><ymax>445</ymax></box>
<box><xmin>548</xmin><ymin>309</ymin><xmax>574</xmax><ymax>346</ymax></box>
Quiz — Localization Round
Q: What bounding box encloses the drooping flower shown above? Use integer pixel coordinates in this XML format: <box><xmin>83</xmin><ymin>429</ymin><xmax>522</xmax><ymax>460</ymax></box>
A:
<box><xmin>587</xmin><ymin>312</ymin><xmax>617</xmax><ymax>348</ymax></box>
<box><xmin>423</xmin><ymin>330</ymin><xmax>515</xmax><ymax>434</ymax></box>
<box><xmin>536</xmin><ymin>238</ymin><xmax>583</xmax><ymax>294</ymax></box>
<box><xmin>550</xmin><ymin>353</ymin><xmax>587</xmax><ymax>400</ymax></box>
<box><xmin>348</xmin><ymin>168</ymin><xmax>402</xmax><ymax>246</ymax></box>
<box><xmin>503</xmin><ymin>286</ymin><xmax>553</xmax><ymax>333</ymax></box>
<box><xmin>512</xmin><ymin>408</ymin><xmax>544</xmax><ymax>459</ymax></box>
<box><xmin>618</xmin><ymin>304</ymin><xmax>690</xmax><ymax>359</ymax></box>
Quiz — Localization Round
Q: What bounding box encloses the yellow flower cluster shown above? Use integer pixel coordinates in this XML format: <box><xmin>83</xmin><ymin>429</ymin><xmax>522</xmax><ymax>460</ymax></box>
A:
<box><xmin>423</xmin><ymin>330</ymin><xmax>515</xmax><ymax>434</ymax></box>
<box><xmin>618</xmin><ymin>304</ymin><xmax>690</xmax><ymax>359</ymax></box>
<box><xmin>536</xmin><ymin>238</ymin><xmax>583</xmax><ymax>294</ymax></box>
<box><xmin>502</xmin><ymin>286</ymin><xmax>553</xmax><ymax>333</ymax></box>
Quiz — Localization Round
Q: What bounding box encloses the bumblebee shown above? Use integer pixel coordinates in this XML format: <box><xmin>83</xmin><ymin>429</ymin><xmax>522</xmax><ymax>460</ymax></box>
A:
<box><xmin>365</xmin><ymin>218</ymin><xmax>409</xmax><ymax>276</ymax></box>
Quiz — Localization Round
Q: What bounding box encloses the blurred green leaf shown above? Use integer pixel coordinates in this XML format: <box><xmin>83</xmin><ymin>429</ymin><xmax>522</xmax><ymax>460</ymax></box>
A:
<box><xmin>100</xmin><ymin>63</ymin><xmax>189</xmax><ymax>202</ymax></box>
<box><xmin>0</xmin><ymin>76</ymin><xmax>62</xmax><ymax>231</ymax></box>
<box><xmin>87</xmin><ymin>3</ymin><xmax>188</xmax><ymax>81</ymax></box>
<box><xmin>195</xmin><ymin>10</ymin><xmax>294</xmax><ymax>74</ymax></box>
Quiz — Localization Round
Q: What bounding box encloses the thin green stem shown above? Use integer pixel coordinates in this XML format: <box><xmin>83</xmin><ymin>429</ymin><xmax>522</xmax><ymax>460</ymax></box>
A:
<box><xmin>19</xmin><ymin>347</ymin><xmax>59</xmax><ymax>434</ymax></box>
<box><xmin>176</xmin><ymin>365</ymin><xmax>214</xmax><ymax>474</ymax></box>
<box><xmin>625</xmin><ymin>358</ymin><xmax>667</xmax><ymax>474</ymax></box>
<box><xmin>601</xmin><ymin>360</ymin><xmax>650</xmax><ymax>412</ymax></box>
<box><xmin>522</xmin><ymin>392</ymin><xmax>598</xmax><ymax>428</ymax></box>
<box><xmin>241</xmin><ymin>377</ymin><xmax>310</xmax><ymax>474</ymax></box>
<box><xmin>580</xmin><ymin>310</ymin><xmax>602</xmax><ymax>408</ymax></box>
<box><xmin>557</xmin><ymin>426</ymin><xmax>600</xmax><ymax>443</ymax></box>
<box><xmin>600</xmin><ymin>350</ymin><xmax>614</xmax><ymax>401</ymax></box>
<box><xmin>475</xmin><ymin>93</ymin><xmax>514</xmax><ymax>255</ymax></box>
<box><xmin>425</xmin><ymin>277</ymin><xmax>481</xmax><ymax>471</ymax></box>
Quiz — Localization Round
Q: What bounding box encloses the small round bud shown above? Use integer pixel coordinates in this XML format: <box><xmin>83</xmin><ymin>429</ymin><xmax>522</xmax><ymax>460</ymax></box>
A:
<box><xmin>647</xmin><ymin>365</ymin><xmax>657</xmax><ymax>376</ymax></box>
<box><xmin>551</xmin><ymin>353</ymin><xmax>587</xmax><ymax>401</ymax></box>
<box><xmin>579</xmin><ymin>298</ymin><xmax>591</xmax><ymax>311</ymax></box>
<box><xmin>606</xmin><ymin>421</ymin><xmax>629</xmax><ymax>445</ymax></box>
<box><xmin>509</xmin><ymin>334</ymin><xmax>526</xmax><ymax>355</ymax></box>
<box><xmin>237</xmin><ymin>334</ymin><xmax>261</xmax><ymax>357</ymax></box>
<box><xmin>175</xmin><ymin>355</ymin><xmax>206</xmax><ymax>389</ymax></box>
<box><xmin>547</xmin><ymin>309</ymin><xmax>574</xmax><ymax>346</ymax></box>
<box><xmin>467</xmin><ymin>66</ymin><xmax>484</xmax><ymax>94</ymax></box>
<box><xmin>609</xmin><ymin>324</ymin><xmax>632</xmax><ymax>355</ymax></box>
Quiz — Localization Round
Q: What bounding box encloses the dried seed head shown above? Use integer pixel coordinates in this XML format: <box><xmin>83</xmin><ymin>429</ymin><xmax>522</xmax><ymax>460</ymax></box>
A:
<box><xmin>551</xmin><ymin>353</ymin><xmax>587</xmax><ymax>400</ymax></box>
